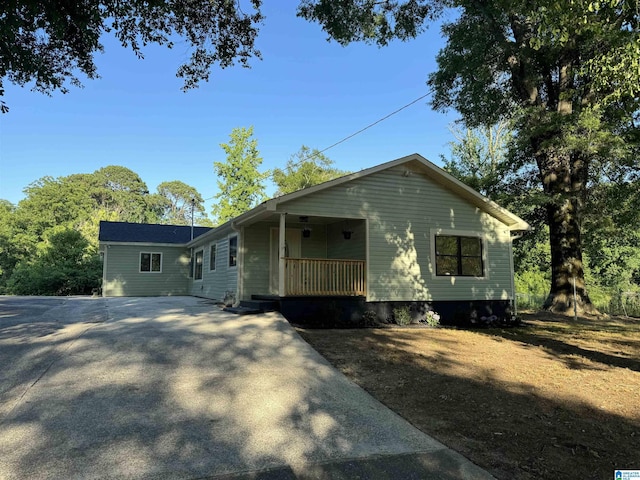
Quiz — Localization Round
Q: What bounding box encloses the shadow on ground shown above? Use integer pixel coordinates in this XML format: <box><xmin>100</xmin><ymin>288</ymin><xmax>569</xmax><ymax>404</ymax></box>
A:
<box><xmin>298</xmin><ymin>324</ymin><xmax>640</xmax><ymax>480</ymax></box>
<box><xmin>0</xmin><ymin>297</ymin><xmax>460</xmax><ymax>480</ymax></box>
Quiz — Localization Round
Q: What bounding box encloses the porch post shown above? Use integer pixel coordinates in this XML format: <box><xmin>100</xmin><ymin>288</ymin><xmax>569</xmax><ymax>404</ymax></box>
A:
<box><xmin>278</xmin><ymin>213</ymin><xmax>286</xmax><ymax>296</ymax></box>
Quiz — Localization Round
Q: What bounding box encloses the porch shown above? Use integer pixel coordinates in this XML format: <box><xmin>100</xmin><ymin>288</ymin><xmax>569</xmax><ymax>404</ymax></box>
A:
<box><xmin>272</xmin><ymin>213</ymin><xmax>367</xmax><ymax>298</ymax></box>
<box><xmin>284</xmin><ymin>257</ymin><xmax>366</xmax><ymax>296</ymax></box>
<box><xmin>241</xmin><ymin>213</ymin><xmax>367</xmax><ymax>300</ymax></box>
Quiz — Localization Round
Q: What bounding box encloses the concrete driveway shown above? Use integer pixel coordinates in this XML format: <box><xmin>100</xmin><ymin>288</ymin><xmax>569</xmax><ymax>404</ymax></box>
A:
<box><xmin>0</xmin><ymin>296</ymin><xmax>493</xmax><ymax>479</ymax></box>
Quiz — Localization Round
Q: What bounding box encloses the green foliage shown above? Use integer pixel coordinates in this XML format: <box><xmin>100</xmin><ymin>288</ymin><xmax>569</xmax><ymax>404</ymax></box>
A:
<box><xmin>441</xmin><ymin>121</ymin><xmax>515</xmax><ymax>198</ymax></box>
<box><xmin>7</xmin><ymin>228</ymin><xmax>102</xmax><ymax>295</ymax></box>
<box><xmin>156</xmin><ymin>180</ymin><xmax>206</xmax><ymax>225</ymax></box>
<box><xmin>393</xmin><ymin>306</ymin><xmax>412</xmax><ymax>326</ymax></box>
<box><xmin>90</xmin><ymin>166</ymin><xmax>161</xmax><ymax>223</ymax></box>
<box><xmin>211</xmin><ymin>126</ymin><xmax>268</xmax><ymax>225</ymax></box>
<box><xmin>0</xmin><ymin>0</ymin><xmax>263</xmax><ymax>112</ymax></box>
<box><xmin>0</xmin><ymin>165</ymin><xmax>208</xmax><ymax>294</ymax></box>
<box><xmin>361</xmin><ymin>310</ymin><xmax>378</xmax><ymax>327</ymax></box>
<box><xmin>272</xmin><ymin>146</ymin><xmax>348</xmax><ymax>196</ymax></box>
<box><xmin>298</xmin><ymin>0</ymin><xmax>444</xmax><ymax>46</ymax></box>
<box><xmin>422</xmin><ymin>310</ymin><xmax>441</xmax><ymax>327</ymax></box>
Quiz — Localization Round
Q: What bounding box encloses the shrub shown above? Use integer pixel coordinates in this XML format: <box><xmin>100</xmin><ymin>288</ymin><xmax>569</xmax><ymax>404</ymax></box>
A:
<box><xmin>393</xmin><ymin>306</ymin><xmax>412</xmax><ymax>326</ymax></box>
<box><xmin>361</xmin><ymin>310</ymin><xmax>378</xmax><ymax>327</ymax></box>
<box><xmin>423</xmin><ymin>310</ymin><xmax>441</xmax><ymax>327</ymax></box>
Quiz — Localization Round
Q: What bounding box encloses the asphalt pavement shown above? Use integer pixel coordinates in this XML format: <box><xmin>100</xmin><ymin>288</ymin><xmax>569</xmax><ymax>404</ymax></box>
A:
<box><xmin>0</xmin><ymin>296</ymin><xmax>494</xmax><ymax>479</ymax></box>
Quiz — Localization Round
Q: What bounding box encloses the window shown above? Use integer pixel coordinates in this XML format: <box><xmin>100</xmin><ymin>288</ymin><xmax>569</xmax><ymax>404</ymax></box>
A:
<box><xmin>194</xmin><ymin>250</ymin><xmax>204</xmax><ymax>280</ymax></box>
<box><xmin>209</xmin><ymin>243</ymin><xmax>217</xmax><ymax>271</ymax></box>
<box><xmin>435</xmin><ymin>235</ymin><xmax>484</xmax><ymax>277</ymax></box>
<box><xmin>229</xmin><ymin>236</ymin><xmax>238</xmax><ymax>267</ymax></box>
<box><xmin>140</xmin><ymin>252</ymin><xmax>162</xmax><ymax>273</ymax></box>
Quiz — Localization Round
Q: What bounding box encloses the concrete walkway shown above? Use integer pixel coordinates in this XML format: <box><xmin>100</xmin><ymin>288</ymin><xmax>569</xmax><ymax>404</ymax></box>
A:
<box><xmin>0</xmin><ymin>296</ymin><xmax>493</xmax><ymax>479</ymax></box>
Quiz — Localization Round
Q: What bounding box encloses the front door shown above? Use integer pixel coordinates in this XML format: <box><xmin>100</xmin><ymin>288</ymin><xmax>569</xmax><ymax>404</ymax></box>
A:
<box><xmin>269</xmin><ymin>228</ymin><xmax>302</xmax><ymax>294</ymax></box>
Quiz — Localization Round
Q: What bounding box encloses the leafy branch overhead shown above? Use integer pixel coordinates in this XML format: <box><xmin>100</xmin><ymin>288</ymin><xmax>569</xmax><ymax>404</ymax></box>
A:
<box><xmin>0</xmin><ymin>0</ymin><xmax>263</xmax><ymax>109</ymax></box>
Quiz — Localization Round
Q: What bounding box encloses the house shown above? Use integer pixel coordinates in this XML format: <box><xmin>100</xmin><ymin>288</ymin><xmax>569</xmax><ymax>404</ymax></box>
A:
<box><xmin>99</xmin><ymin>222</ymin><xmax>212</xmax><ymax>297</ymax></box>
<box><xmin>99</xmin><ymin>154</ymin><xmax>530</xmax><ymax>326</ymax></box>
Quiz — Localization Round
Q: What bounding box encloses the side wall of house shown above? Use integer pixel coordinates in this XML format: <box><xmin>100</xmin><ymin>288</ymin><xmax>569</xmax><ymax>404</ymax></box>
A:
<box><xmin>101</xmin><ymin>244</ymin><xmax>190</xmax><ymax>296</ymax></box>
<box><xmin>278</xmin><ymin>164</ymin><xmax>514</xmax><ymax>302</ymax></box>
<box><xmin>189</xmin><ymin>234</ymin><xmax>238</xmax><ymax>302</ymax></box>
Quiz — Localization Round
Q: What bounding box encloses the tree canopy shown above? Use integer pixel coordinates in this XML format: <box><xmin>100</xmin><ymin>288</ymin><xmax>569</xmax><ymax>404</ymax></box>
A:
<box><xmin>0</xmin><ymin>166</ymin><xmax>208</xmax><ymax>294</ymax></box>
<box><xmin>272</xmin><ymin>146</ymin><xmax>348</xmax><ymax>196</ymax></box>
<box><xmin>211</xmin><ymin>126</ymin><xmax>268</xmax><ymax>225</ymax></box>
<box><xmin>157</xmin><ymin>181</ymin><xmax>208</xmax><ymax>226</ymax></box>
<box><xmin>0</xmin><ymin>0</ymin><xmax>263</xmax><ymax>112</ymax></box>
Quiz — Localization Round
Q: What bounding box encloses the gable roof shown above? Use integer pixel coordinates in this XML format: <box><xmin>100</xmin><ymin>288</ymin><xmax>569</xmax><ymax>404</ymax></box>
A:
<box><xmin>99</xmin><ymin>221</ymin><xmax>212</xmax><ymax>244</ymax></box>
<box><xmin>213</xmin><ymin>153</ymin><xmax>530</xmax><ymax>234</ymax></box>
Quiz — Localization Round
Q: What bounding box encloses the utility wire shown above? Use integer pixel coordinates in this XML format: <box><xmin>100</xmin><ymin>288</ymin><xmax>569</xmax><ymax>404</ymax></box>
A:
<box><xmin>291</xmin><ymin>90</ymin><xmax>432</xmax><ymax>169</ymax></box>
<box><xmin>203</xmin><ymin>90</ymin><xmax>432</xmax><ymax>201</ymax></box>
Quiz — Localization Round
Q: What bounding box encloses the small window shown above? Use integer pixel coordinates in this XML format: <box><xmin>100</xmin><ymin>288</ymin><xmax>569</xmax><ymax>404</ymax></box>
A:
<box><xmin>229</xmin><ymin>236</ymin><xmax>238</xmax><ymax>267</ymax></box>
<box><xmin>435</xmin><ymin>235</ymin><xmax>483</xmax><ymax>277</ymax></box>
<box><xmin>194</xmin><ymin>250</ymin><xmax>203</xmax><ymax>280</ymax></box>
<box><xmin>209</xmin><ymin>243</ymin><xmax>217</xmax><ymax>271</ymax></box>
<box><xmin>140</xmin><ymin>252</ymin><xmax>162</xmax><ymax>273</ymax></box>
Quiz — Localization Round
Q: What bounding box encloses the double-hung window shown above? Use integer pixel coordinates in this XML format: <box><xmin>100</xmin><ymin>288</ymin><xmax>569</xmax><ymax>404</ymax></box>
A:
<box><xmin>140</xmin><ymin>252</ymin><xmax>162</xmax><ymax>273</ymax></box>
<box><xmin>209</xmin><ymin>243</ymin><xmax>217</xmax><ymax>271</ymax></box>
<box><xmin>229</xmin><ymin>236</ymin><xmax>238</xmax><ymax>267</ymax></box>
<box><xmin>194</xmin><ymin>250</ymin><xmax>204</xmax><ymax>280</ymax></box>
<box><xmin>435</xmin><ymin>235</ymin><xmax>484</xmax><ymax>277</ymax></box>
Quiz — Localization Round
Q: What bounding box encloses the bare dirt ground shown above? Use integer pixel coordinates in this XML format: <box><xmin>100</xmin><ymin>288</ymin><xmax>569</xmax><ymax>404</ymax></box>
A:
<box><xmin>297</xmin><ymin>312</ymin><xmax>640</xmax><ymax>480</ymax></box>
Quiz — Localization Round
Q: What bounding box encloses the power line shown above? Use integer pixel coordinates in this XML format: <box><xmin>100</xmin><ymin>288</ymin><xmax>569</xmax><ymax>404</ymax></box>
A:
<box><xmin>203</xmin><ymin>90</ymin><xmax>433</xmax><ymax>201</ymax></box>
<box><xmin>298</xmin><ymin>90</ymin><xmax>432</xmax><ymax>166</ymax></box>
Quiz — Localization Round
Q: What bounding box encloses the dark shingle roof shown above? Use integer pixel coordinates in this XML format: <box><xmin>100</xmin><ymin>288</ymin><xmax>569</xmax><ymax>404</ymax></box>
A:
<box><xmin>98</xmin><ymin>221</ymin><xmax>212</xmax><ymax>244</ymax></box>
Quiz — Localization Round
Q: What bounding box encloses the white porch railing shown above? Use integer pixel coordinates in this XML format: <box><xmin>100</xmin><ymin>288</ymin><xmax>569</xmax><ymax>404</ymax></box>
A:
<box><xmin>284</xmin><ymin>258</ymin><xmax>366</xmax><ymax>296</ymax></box>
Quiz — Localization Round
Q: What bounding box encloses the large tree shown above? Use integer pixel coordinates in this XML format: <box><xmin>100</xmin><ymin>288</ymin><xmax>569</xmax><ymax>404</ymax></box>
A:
<box><xmin>298</xmin><ymin>0</ymin><xmax>640</xmax><ymax>313</ymax></box>
<box><xmin>156</xmin><ymin>180</ymin><xmax>208</xmax><ymax>226</ymax></box>
<box><xmin>0</xmin><ymin>0</ymin><xmax>263</xmax><ymax>112</ymax></box>
<box><xmin>211</xmin><ymin>126</ymin><xmax>268</xmax><ymax>225</ymax></box>
<box><xmin>272</xmin><ymin>146</ymin><xmax>348</xmax><ymax>196</ymax></box>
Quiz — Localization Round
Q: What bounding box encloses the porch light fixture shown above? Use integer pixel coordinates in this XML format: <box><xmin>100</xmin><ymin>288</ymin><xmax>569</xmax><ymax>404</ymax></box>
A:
<box><xmin>300</xmin><ymin>216</ymin><xmax>311</xmax><ymax>238</ymax></box>
<box><xmin>342</xmin><ymin>220</ymin><xmax>353</xmax><ymax>240</ymax></box>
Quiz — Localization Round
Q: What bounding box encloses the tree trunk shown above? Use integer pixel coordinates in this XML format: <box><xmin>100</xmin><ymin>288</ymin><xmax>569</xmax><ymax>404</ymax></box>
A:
<box><xmin>535</xmin><ymin>148</ymin><xmax>597</xmax><ymax>315</ymax></box>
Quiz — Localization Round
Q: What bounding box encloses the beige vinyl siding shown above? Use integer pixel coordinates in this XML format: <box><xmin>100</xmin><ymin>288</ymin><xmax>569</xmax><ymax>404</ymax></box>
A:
<box><xmin>102</xmin><ymin>244</ymin><xmax>190</xmax><ymax>296</ymax></box>
<box><xmin>279</xmin><ymin>165</ymin><xmax>514</xmax><ymax>302</ymax></box>
<box><xmin>189</xmin><ymin>235</ymin><xmax>238</xmax><ymax>301</ymax></box>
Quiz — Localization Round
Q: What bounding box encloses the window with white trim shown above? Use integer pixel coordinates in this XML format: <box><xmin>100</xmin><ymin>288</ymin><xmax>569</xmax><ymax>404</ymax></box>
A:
<box><xmin>140</xmin><ymin>252</ymin><xmax>162</xmax><ymax>273</ymax></box>
<box><xmin>229</xmin><ymin>236</ymin><xmax>238</xmax><ymax>267</ymax></box>
<box><xmin>194</xmin><ymin>249</ymin><xmax>204</xmax><ymax>280</ymax></box>
<box><xmin>435</xmin><ymin>235</ymin><xmax>484</xmax><ymax>276</ymax></box>
<box><xmin>209</xmin><ymin>243</ymin><xmax>217</xmax><ymax>271</ymax></box>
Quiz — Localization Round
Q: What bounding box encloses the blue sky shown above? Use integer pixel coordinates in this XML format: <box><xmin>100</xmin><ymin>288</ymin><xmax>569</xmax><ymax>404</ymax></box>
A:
<box><xmin>0</xmin><ymin>3</ymin><xmax>459</xmax><ymax>216</ymax></box>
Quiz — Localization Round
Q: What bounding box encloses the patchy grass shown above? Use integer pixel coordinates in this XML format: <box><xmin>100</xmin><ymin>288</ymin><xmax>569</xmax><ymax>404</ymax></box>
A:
<box><xmin>296</xmin><ymin>312</ymin><xmax>640</xmax><ymax>480</ymax></box>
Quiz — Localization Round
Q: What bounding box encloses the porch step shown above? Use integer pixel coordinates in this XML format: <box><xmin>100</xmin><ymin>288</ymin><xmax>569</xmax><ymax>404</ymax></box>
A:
<box><xmin>223</xmin><ymin>306</ymin><xmax>263</xmax><ymax>315</ymax></box>
<box><xmin>223</xmin><ymin>299</ymin><xmax>279</xmax><ymax>316</ymax></box>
